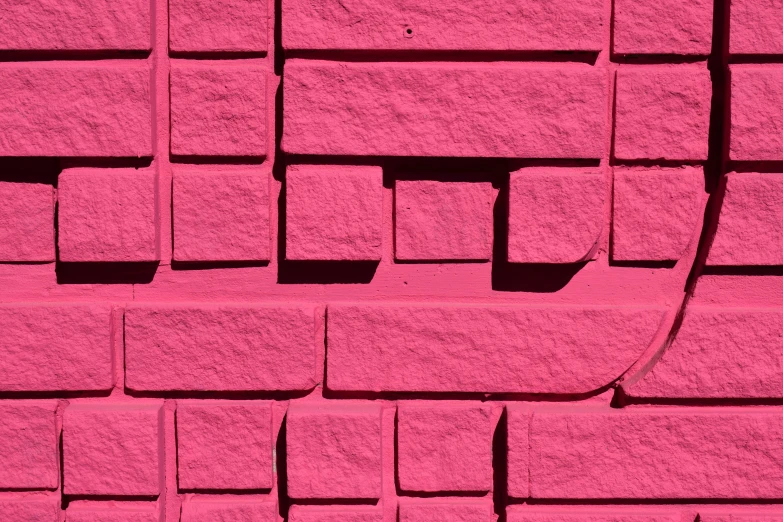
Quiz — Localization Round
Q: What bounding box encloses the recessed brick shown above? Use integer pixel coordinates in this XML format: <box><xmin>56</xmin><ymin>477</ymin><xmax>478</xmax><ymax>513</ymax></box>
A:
<box><xmin>730</xmin><ymin>66</ymin><xmax>783</xmax><ymax>161</ymax></box>
<box><xmin>169</xmin><ymin>0</ymin><xmax>267</xmax><ymax>53</ymax></box>
<box><xmin>0</xmin><ymin>401</ymin><xmax>58</xmax><ymax>489</ymax></box>
<box><xmin>613</xmin><ymin>0</ymin><xmax>712</xmax><ymax>55</ymax></box>
<box><xmin>0</xmin><ymin>182</ymin><xmax>54</xmax><ymax>262</ymax></box>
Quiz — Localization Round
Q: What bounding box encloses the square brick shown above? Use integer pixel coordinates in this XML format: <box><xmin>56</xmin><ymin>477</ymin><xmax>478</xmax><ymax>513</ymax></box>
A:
<box><xmin>612</xmin><ymin>167</ymin><xmax>704</xmax><ymax>262</ymax></box>
<box><xmin>173</xmin><ymin>170</ymin><xmax>270</xmax><ymax>262</ymax></box>
<box><xmin>169</xmin><ymin>0</ymin><xmax>267</xmax><ymax>53</ymax></box>
<box><xmin>289</xmin><ymin>506</ymin><xmax>384</xmax><ymax>522</ymax></box>
<box><xmin>170</xmin><ymin>63</ymin><xmax>266</xmax><ymax>157</ymax></box>
<box><xmin>0</xmin><ymin>182</ymin><xmax>54</xmax><ymax>262</ymax></box>
<box><xmin>508</xmin><ymin>168</ymin><xmax>605</xmax><ymax>264</ymax></box>
<box><xmin>286</xmin><ymin>165</ymin><xmax>383</xmax><ymax>261</ymax></box>
<box><xmin>63</xmin><ymin>404</ymin><xmax>162</xmax><ymax>496</ymax></box>
<box><xmin>613</xmin><ymin>0</ymin><xmax>712</xmax><ymax>55</ymax></box>
<box><xmin>65</xmin><ymin>504</ymin><xmax>158</xmax><ymax>522</ymax></box>
<box><xmin>180</xmin><ymin>499</ymin><xmax>276</xmax><ymax>522</ymax></box>
<box><xmin>58</xmin><ymin>168</ymin><xmax>158</xmax><ymax>262</ymax></box>
<box><xmin>395</xmin><ymin>180</ymin><xmax>493</xmax><ymax>261</ymax></box>
<box><xmin>397</xmin><ymin>403</ymin><xmax>491</xmax><ymax>493</ymax></box>
<box><xmin>730</xmin><ymin>0</ymin><xmax>783</xmax><ymax>55</ymax></box>
<box><xmin>614</xmin><ymin>67</ymin><xmax>711</xmax><ymax>161</ymax></box>
<box><xmin>0</xmin><ymin>401</ymin><xmax>58</xmax><ymax>489</ymax></box>
<box><xmin>287</xmin><ymin>403</ymin><xmax>382</xmax><ymax>499</ymax></box>
<box><xmin>730</xmin><ymin>66</ymin><xmax>783</xmax><ymax>161</ymax></box>
<box><xmin>177</xmin><ymin>401</ymin><xmax>273</xmax><ymax>491</ymax></box>
<box><xmin>399</xmin><ymin>499</ymin><xmax>492</xmax><ymax>522</ymax></box>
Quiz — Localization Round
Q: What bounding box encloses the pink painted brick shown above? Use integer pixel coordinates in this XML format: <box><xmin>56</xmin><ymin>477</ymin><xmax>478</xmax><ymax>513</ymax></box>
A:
<box><xmin>507</xmin><ymin>406</ymin><xmax>531</xmax><ymax>499</ymax></box>
<box><xmin>0</xmin><ymin>402</ymin><xmax>58</xmax><ymax>489</ymax></box>
<box><xmin>0</xmin><ymin>182</ymin><xmax>54</xmax><ymax>262</ymax></box>
<box><xmin>283</xmin><ymin>60</ymin><xmax>607</xmax><ymax>158</ymax></box>
<box><xmin>289</xmin><ymin>506</ymin><xmax>384</xmax><ymax>522</ymax></box>
<box><xmin>0</xmin><ymin>63</ymin><xmax>151</xmax><ymax>156</ymax></box>
<box><xmin>0</xmin><ymin>498</ymin><xmax>59</xmax><ymax>522</ymax></box>
<box><xmin>58</xmin><ymin>168</ymin><xmax>158</xmax><ymax>263</ymax></box>
<box><xmin>286</xmin><ymin>403</ymin><xmax>382</xmax><ymax>499</ymax></box>
<box><xmin>65</xmin><ymin>504</ymin><xmax>158</xmax><ymax>522</ymax></box>
<box><xmin>625</xmin><ymin>307</ymin><xmax>783</xmax><ymax>399</ymax></box>
<box><xmin>177</xmin><ymin>401</ymin><xmax>273</xmax><ymax>491</ymax></box>
<box><xmin>180</xmin><ymin>500</ymin><xmax>276</xmax><ymax>522</ymax></box>
<box><xmin>612</xmin><ymin>167</ymin><xmax>703</xmax><ymax>262</ymax></box>
<box><xmin>0</xmin><ymin>0</ymin><xmax>150</xmax><ymax>51</ymax></box>
<box><xmin>530</xmin><ymin>409</ymin><xmax>783</xmax><ymax>498</ymax></box>
<box><xmin>506</xmin><ymin>507</ymin><xmax>681</xmax><ymax>522</ymax></box>
<box><xmin>395</xmin><ymin>180</ymin><xmax>493</xmax><ymax>261</ymax></box>
<box><xmin>63</xmin><ymin>404</ymin><xmax>163</xmax><ymax>496</ymax></box>
<box><xmin>614</xmin><ymin>67</ymin><xmax>711</xmax><ymax>161</ymax></box>
<box><xmin>124</xmin><ymin>304</ymin><xmax>320</xmax><ymax>391</ymax></box>
<box><xmin>286</xmin><ymin>165</ymin><xmax>383</xmax><ymax>261</ymax></box>
<box><xmin>701</xmin><ymin>513</ymin><xmax>783</xmax><ymax>522</ymax></box>
<box><xmin>707</xmin><ymin>173</ymin><xmax>783</xmax><ymax>265</ymax></box>
<box><xmin>613</xmin><ymin>0</ymin><xmax>712</xmax><ymax>55</ymax></box>
<box><xmin>398</xmin><ymin>499</ymin><xmax>492</xmax><ymax>522</ymax></box>
<box><xmin>173</xmin><ymin>170</ymin><xmax>270</xmax><ymax>262</ymax></box>
<box><xmin>169</xmin><ymin>0</ymin><xmax>267</xmax><ymax>53</ymax></box>
<box><xmin>730</xmin><ymin>0</ymin><xmax>783</xmax><ymax>55</ymax></box>
<box><xmin>730</xmin><ymin>66</ymin><xmax>783</xmax><ymax>161</ymax></box>
<box><xmin>0</xmin><ymin>304</ymin><xmax>112</xmax><ymax>392</ymax></box>
<box><xmin>170</xmin><ymin>63</ymin><xmax>266</xmax><ymax>157</ymax></box>
<box><xmin>508</xmin><ymin>168</ymin><xmax>605</xmax><ymax>264</ymax></box>
<box><xmin>283</xmin><ymin>0</ymin><xmax>603</xmax><ymax>51</ymax></box>
<box><xmin>326</xmin><ymin>304</ymin><xmax>664</xmax><ymax>393</ymax></box>
<box><xmin>397</xmin><ymin>402</ymin><xmax>491</xmax><ymax>493</ymax></box>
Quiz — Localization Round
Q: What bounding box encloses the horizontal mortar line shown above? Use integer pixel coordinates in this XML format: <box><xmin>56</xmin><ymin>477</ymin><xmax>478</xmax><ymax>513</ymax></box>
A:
<box><xmin>0</xmin><ymin>50</ymin><xmax>152</xmax><ymax>62</ymax></box>
<box><xmin>168</xmin><ymin>51</ymin><xmax>269</xmax><ymax>60</ymax></box>
<box><xmin>283</xmin><ymin>49</ymin><xmax>600</xmax><ymax>65</ymax></box>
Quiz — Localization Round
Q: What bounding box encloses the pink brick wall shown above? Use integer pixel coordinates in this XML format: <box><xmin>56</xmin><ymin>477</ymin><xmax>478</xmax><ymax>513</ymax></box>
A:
<box><xmin>1</xmin><ymin>0</ymin><xmax>783</xmax><ymax>521</ymax></box>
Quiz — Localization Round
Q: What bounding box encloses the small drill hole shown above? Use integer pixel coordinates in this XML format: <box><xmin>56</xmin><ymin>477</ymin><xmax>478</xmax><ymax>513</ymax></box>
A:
<box><xmin>406</xmin><ymin>28</ymin><xmax>412</xmax><ymax>34</ymax></box>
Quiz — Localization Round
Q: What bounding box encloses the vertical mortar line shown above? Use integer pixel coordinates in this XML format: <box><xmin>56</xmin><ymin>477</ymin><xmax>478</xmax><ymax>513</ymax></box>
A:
<box><xmin>153</xmin><ymin>0</ymin><xmax>173</xmax><ymax>266</ymax></box>
<box><xmin>597</xmin><ymin>0</ymin><xmax>617</xmax><ymax>266</ymax></box>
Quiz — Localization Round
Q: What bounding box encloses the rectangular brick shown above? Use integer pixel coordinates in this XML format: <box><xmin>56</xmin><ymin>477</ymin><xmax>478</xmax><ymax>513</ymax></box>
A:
<box><xmin>65</xmin><ymin>504</ymin><xmax>159</xmax><ymax>522</ymax></box>
<box><xmin>0</xmin><ymin>497</ymin><xmax>59</xmax><ymax>522</ymax></box>
<box><xmin>730</xmin><ymin>0</ymin><xmax>783</xmax><ymax>55</ymax></box>
<box><xmin>0</xmin><ymin>63</ymin><xmax>152</xmax><ymax>156</ymax></box>
<box><xmin>289</xmin><ymin>506</ymin><xmax>384</xmax><ymax>522</ymax></box>
<box><xmin>701</xmin><ymin>512</ymin><xmax>783</xmax><ymax>522</ymax></box>
<box><xmin>170</xmin><ymin>0</ymin><xmax>266</xmax><ymax>53</ymax></box>
<box><xmin>398</xmin><ymin>499</ymin><xmax>492</xmax><ymax>522</ymax></box>
<box><xmin>283</xmin><ymin>61</ymin><xmax>606</xmax><ymax>158</ymax></box>
<box><xmin>613</xmin><ymin>0</ymin><xmax>712</xmax><ymax>55</ymax></box>
<box><xmin>0</xmin><ymin>304</ymin><xmax>113</xmax><ymax>392</ymax></box>
<box><xmin>530</xmin><ymin>409</ymin><xmax>783</xmax><ymax>498</ymax></box>
<box><xmin>507</xmin><ymin>507</ymin><xmax>681</xmax><ymax>522</ymax></box>
<box><xmin>124</xmin><ymin>304</ymin><xmax>321</xmax><ymax>391</ymax></box>
<box><xmin>730</xmin><ymin>66</ymin><xmax>783</xmax><ymax>161</ymax></box>
<box><xmin>282</xmin><ymin>0</ymin><xmax>603</xmax><ymax>51</ymax></box>
<box><xmin>0</xmin><ymin>402</ymin><xmax>58</xmax><ymax>489</ymax></box>
<box><xmin>0</xmin><ymin>181</ymin><xmax>55</xmax><ymax>262</ymax></box>
<box><xmin>181</xmin><ymin>500</ymin><xmax>276</xmax><ymax>522</ymax></box>
<box><xmin>0</xmin><ymin>0</ymin><xmax>150</xmax><ymax>51</ymax></box>
<box><xmin>507</xmin><ymin>406</ymin><xmax>530</xmax><ymax>499</ymax></box>
<box><xmin>326</xmin><ymin>304</ymin><xmax>664</xmax><ymax>394</ymax></box>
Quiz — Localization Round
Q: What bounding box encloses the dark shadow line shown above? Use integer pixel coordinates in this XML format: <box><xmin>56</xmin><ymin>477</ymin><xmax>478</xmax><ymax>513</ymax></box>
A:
<box><xmin>170</xmin><ymin>260</ymin><xmax>270</xmax><ymax>270</ymax></box>
<box><xmin>284</xmin><ymin>49</ymin><xmax>599</xmax><ymax>64</ymax></box>
<box><xmin>124</xmin><ymin>388</ymin><xmax>316</xmax><ymax>400</ymax></box>
<box><xmin>0</xmin><ymin>49</ymin><xmax>151</xmax><ymax>61</ymax></box>
<box><xmin>170</xmin><ymin>155</ymin><xmax>266</xmax><ymax>165</ymax></box>
<box><xmin>168</xmin><ymin>51</ymin><xmax>268</xmax><ymax>59</ymax></box>
<box><xmin>55</xmin><ymin>261</ymin><xmax>160</xmax><ymax>285</ymax></box>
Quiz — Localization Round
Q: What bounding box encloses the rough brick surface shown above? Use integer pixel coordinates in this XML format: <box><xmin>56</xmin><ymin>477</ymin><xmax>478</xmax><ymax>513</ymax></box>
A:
<box><xmin>286</xmin><ymin>165</ymin><xmax>383</xmax><ymax>261</ymax></box>
<box><xmin>613</xmin><ymin>0</ymin><xmax>713</xmax><ymax>55</ymax></box>
<box><xmin>0</xmin><ymin>304</ymin><xmax>112</xmax><ymax>392</ymax></box>
<box><xmin>0</xmin><ymin>498</ymin><xmax>59</xmax><ymax>522</ymax></box>
<box><xmin>169</xmin><ymin>0</ymin><xmax>267</xmax><ymax>53</ymax></box>
<box><xmin>58</xmin><ymin>168</ymin><xmax>158</xmax><ymax>263</ymax></box>
<box><xmin>614</xmin><ymin>67</ymin><xmax>712</xmax><ymax>161</ymax></box>
<box><xmin>173</xmin><ymin>170</ymin><xmax>270</xmax><ymax>262</ymax></box>
<box><xmin>507</xmin><ymin>168</ymin><xmax>605</xmax><ymax>264</ymax></box>
<box><xmin>612</xmin><ymin>167</ymin><xmax>704</xmax><ymax>262</ymax></box>
<box><xmin>507</xmin><ymin>406</ymin><xmax>531</xmax><ymax>499</ymax></box>
<box><xmin>0</xmin><ymin>402</ymin><xmax>58</xmax><ymax>489</ymax></box>
<box><xmin>283</xmin><ymin>0</ymin><xmax>603</xmax><ymax>51</ymax></box>
<box><xmin>288</xmin><ymin>506</ymin><xmax>384</xmax><ymax>522</ymax></box>
<box><xmin>730</xmin><ymin>0</ymin><xmax>783</xmax><ymax>55</ymax></box>
<box><xmin>65</xmin><ymin>505</ymin><xmax>159</xmax><ymax>522</ymax></box>
<box><xmin>397</xmin><ymin>403</ymin><xmax>492</xmax><ymax>492</ymax></box>
<box><xmin>395</xmin><ymin>180</ymin><xmax>493</xmax><ymax>261</ymax></box>
<box><xmin>0</xmin><ymin>63</ymin><xmax>151</xmax><ymax>156</ymax></box>
<box><xmin>730</xmin><ymin>66</ymin><xmax>783</xmax><ymax>161</ymax></box>
<box><xmin>286</xmin><ymin>403</ymin><xmax>382</xmax><ymax>499</ymax></box>
<box><xmin>398</xmin><ymin>499</ymin><xmax>493</xmax><ymax>522</ymax></box>
<box><xmin>0</xmin><ymin>182</ymin><xmax>55</xmax><ymax>262</ymax></box>
<box><xmin>124</xmin><ymin>304</ymin><xmax>320</xmax><ymax>391</ymax></box>
<box><xmin>506</xmin><ymin>507</ymin><xmax>681</xmax><ymax>522</ymax></box>
<box><xmin>177</xmin><ymin>401</ymin><xmax>273</xmax><ymax>491</ymax></box>
<box><xmin>63</xmin><ymin>404</ymin><xmax>162</xmax><ymax>496</ymax></box>
<box><xmin>170</xmin><ymin>63</ymin><xmax>266</xmax><ymax>157</ymax></box>
<box><xmin>180</xmin><ymin>500</ymin><xmax>276</xmax><ymax>522</ymax></box>
<box><xmin>284</xmin><ymin>61</ymin><xmax>607</xmax><ymax>158</ymax></box>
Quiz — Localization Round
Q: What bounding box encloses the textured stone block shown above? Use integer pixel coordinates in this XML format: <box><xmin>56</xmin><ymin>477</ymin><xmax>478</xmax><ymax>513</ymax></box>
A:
<box><xmin>613</xmin><ymin>0</ymin><xmax>712</xmax><ymax>55</ymax></box>
<box><xmin>58</xmin><ymin>168</ymin><xmax>158</xmax><ymax>263</ymax></box>
<box><xmin>169</xmin><ymin>0</ymin><xmax>266</xmax><ymax>52</ymax></box>
<box><xmin>0</xmin><ymin>304</ymin><xmax>112</xmax><ymax>392</ymax></box>
<box><xmin>173</xmin><ymin>170</ymin><xmax>270</xmax><ymax>262</ymax></box>
<box><xmin>506</xmin><ymin>507</ymin><xmax>681</xmax><ymax>522</ymax></box>
<box><xmin>0</xmin><ymin>64</ymin><xmax>151</xmax><ymax>156</ymax></box>
<box><xmin>612</xmin><ymin>167</ymin><xmax>703</xmax><ymax>262</ymax></box>
<box><xmin>398</xmin><ymin>499</ymin><xmax>492</xmax><ymax>522</ymax></box>
<box><xmin>177</xmin><ymin>401</ymin><xmax>273</xmax><ymax>491</ymax></box>
<box><xmin>288</xmin><ymin>506</ymin><xmax>384</xmax><ymax>522</ymax></box>
<box><xmin>287</xmin><ymin>403</ymin><xmax>382</xmax><ymax>499</ymax></box>
<box><xmin>614</xmin><ymin>67</ymin><xmax>711</xmax><ymax>161</ymax></box>
<box><xmin>63</xmin><ymin>404</ymin><xmax>163</xmax><ymax>496</ymax></box>
<box><xmin>0</xmin><ymin>182</ymin><xmax>54</xmax><ymax>262</ymax></box>
<box><xmin>0</xmin><ymin>498</ymin><xmax>59</xmax><ymax>522</ymax></box>
<box><xmin>730</xmin><ymin>0</ymin><xmax>783</xmax><ymax>55</ymax></box>
<box><xmin>170</xmin><ymin>63</ymin><xmax>266</xmax><ymax>157</ymax></box>
<box><xmin>286</xmin><ymin>165</ymin><xmax>383</xmax><ymax>261</ymax></box>
<box><xmin>125</xmin><ymin>304</ymin><xmax>320</xmax><ymax>391</ymax></box>
<box><xmin>397</xmin><ymin>403</ymin><xmax>491</xmax><ymax>492</ymax></box>
<box><xmin>65</xmin><ymin>505</ymin><xmax>159</xmax><ymax>522</ymax></box>
<box><xmin>508</xmin><ymin>168</ymin><xmax>605</xmax><ymax>264</ymax></box>
<box><xmin>395</xmin><ymin>180</ymin><xmax>493</xmax><ymax>261</ymax></box>
<box><xmin>0</xmin><ymin>402</ymin><xmax>58</xmax><ymax>489</ymax></box>
<box><xmin>283</xmin><ymin>60</ymin><xmax>607</xmax><ymax>158</ymax></box>
<box><xmin>326</xmin><ymin>304</ymin><xmax>664</xmax><ymax>393</ymax></box>
<box><xmin>730</xmin><ymin>66</ymin><xmax>783</xmax><ymax>161</ymax></box>
<box><xmin>180</xmin><ymin>500</ymin><xmax>276</xmax><ymax>522</ymax></box>
<box><xmin>507</xmin><ymin>406</ymin><xmax>531</xmax><ymax>499</ymax></box>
